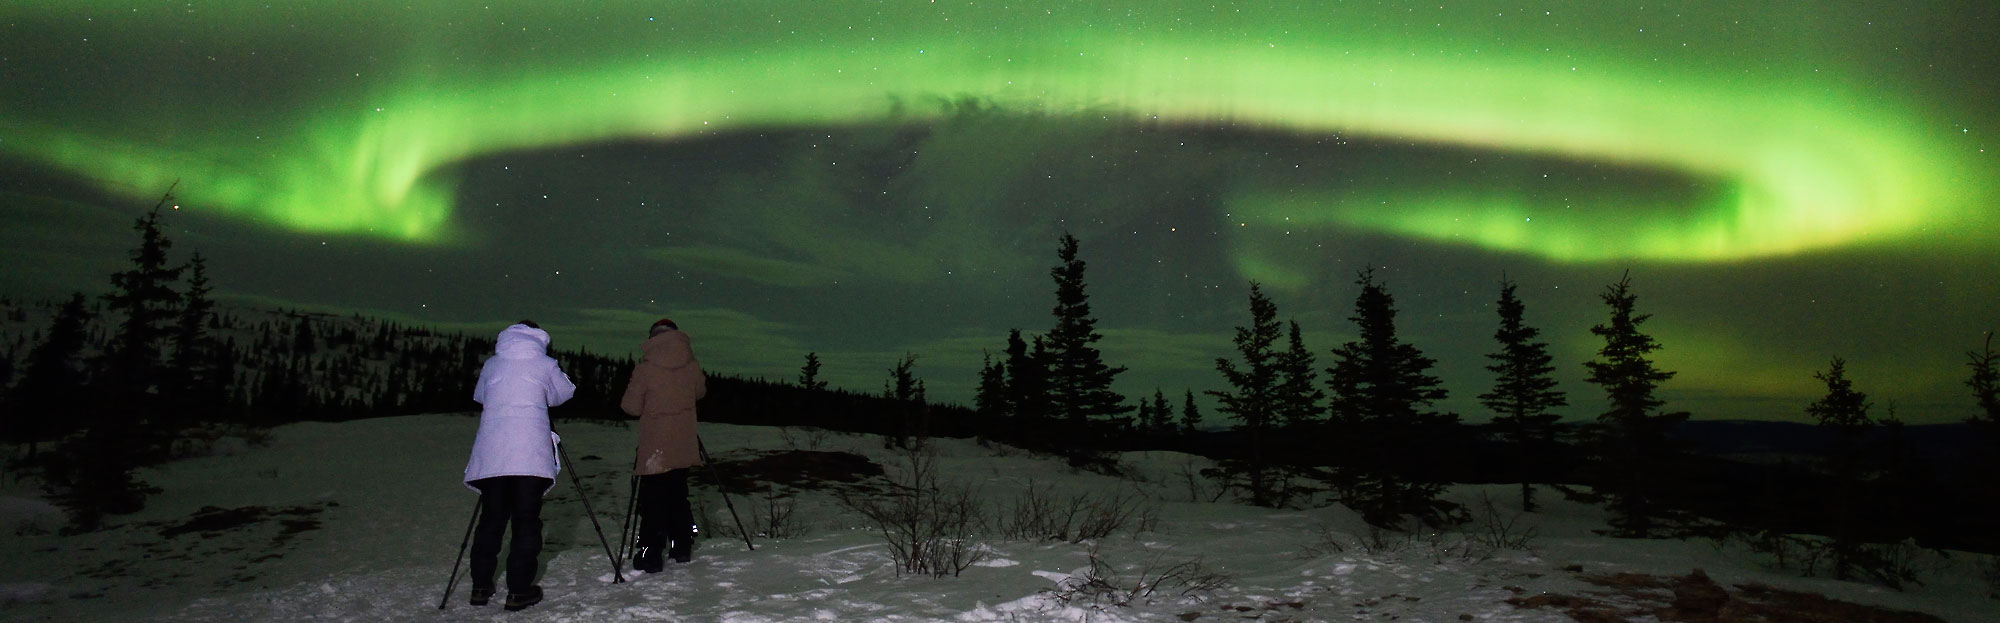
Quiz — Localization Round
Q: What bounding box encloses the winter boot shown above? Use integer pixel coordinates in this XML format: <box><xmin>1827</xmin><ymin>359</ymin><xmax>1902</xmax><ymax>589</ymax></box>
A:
<box><xmin>670</xmin><ymin>522</ymin><xmax>695</xmax><ymax>563</ymax></box>
<box><xmin>469</xmin><ymin>585</ymin><xmax>495</xmax><ymax>606</ymax></box>
<box><xmin>633</xmin><ymin>546</ymin><xmax>664</xmax><ymax>573</ymax></box>
<box><xmin>502</xmin><ymin>585</ymin><xmax>543</xmax><ymax>611</ymax></box>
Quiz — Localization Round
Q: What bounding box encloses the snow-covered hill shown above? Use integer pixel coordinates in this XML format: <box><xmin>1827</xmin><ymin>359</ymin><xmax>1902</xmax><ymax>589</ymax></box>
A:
<box><xmin>2</xmin><ymin>416</ymin><xmax>1994</xmax><ymax>622</ymax></box>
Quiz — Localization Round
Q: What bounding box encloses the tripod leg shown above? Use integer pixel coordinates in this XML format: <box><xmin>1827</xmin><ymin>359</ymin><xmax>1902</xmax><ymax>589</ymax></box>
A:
<box><xmin>697</xmin><ymin>437</ymin><xmax>756</xmax><ymax>552</ymax></box>
<box><xmin>437</xmin><ymin>496</ymin><xmax>481</xmax><ymax>609</ymax></box>
<box><xmin>559</xmin><ymin>441</ymin><xmax>627</xmax><ymax>583</ymax></box>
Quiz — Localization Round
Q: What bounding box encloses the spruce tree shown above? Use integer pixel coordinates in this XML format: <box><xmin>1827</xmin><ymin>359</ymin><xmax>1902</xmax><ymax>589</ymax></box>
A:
<box><xmin>74</xmin><ymin>191</ymin><xmax>185</xmax><ymax>527</ymax></box>
<box><xmin>1146</xmin><ymin>389</ymin><xmax>1173</xmax><ymax>436</ymax></box>
<box><xmin>1478</xmin><ymin>276</ymin><xmax>1567</xmax><ymax>511</ymax></box>
<box><xmin>5</xmin><ymin>293</ymin><xmax>94</xmax><ymax>456</ymax></box>
<box><xmin>1002</xmin><ymin>329</ymin><xmax>1050</xmax><ymax>447</ymax></box>
<box><xmin>101</xmin><ymin>198</ymin><xmax>185</xmax><ymax>396</ymax></box>
<box><xmin>1209</xmin><ymin>281</ymin><xmax>1284</xmax><ymax>506</ymax></box>
<box><xmin>166</xmin><ymin>253</ymin><xmax>225</xmax><ymax>423</ymax></box>
<box><xmin>799</xmin><ymin>351</ymin><xmax>828</xmax><ymax>391</ymax></box>
<box><xmin>1807</xmin><ymin>357</ymin><xmax>1874</xmax><ymax>471</ymax></box>
<box><xmin>1276</xmin><ymin>320</ymin><xmax>1324</xmax><ymax>431</ymax></box>
<box><xmin>1324</xmin><ymin>269</ymin><xmax>1455</xmax><ymax>525</ymax></box>
<box><xmin>1581</xmin><ymin>272</ymin><xmax>1688</xmax><ymax>537</ymax></box>
<box><xmin>1180</xmin><ymin>389</ymin><xmax>1202</xmax><ymax>436</ymax></box>
<box><xmin>973</xmin><ymin>352</ymin><xmax>1009</xmax><ymax>423</ymax></box>
<box><xmin>884</xmin><ymin>353</ymin><xmax>926</xmax><ymax>448</ymax></box>
<box><xmin>1043</xmin><ymin>233</ymin><xmax>1130</xmax><ymax>448</ymax></box>
<box><xmin>1963</xmin><ymin>333</ymin><xmax>2000</xmax><ymax>552</ymax></box>
<box><xmin>1805</xmin><ymin>356</ymin><xmax>1874</xmax><ymax>580</ymax></box>
<box><xmin>1968</xmin><ymin>332</ymin><xmax>1999</xmax><ymax>427</ymax></box>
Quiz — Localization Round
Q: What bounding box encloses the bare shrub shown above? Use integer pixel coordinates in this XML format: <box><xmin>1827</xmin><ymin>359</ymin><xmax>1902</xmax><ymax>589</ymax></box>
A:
<box><xmin>1298</xmin><ymin>521</ymin><xmax>1347</xmax><ymax>559</ymax></box>
<box><xmin>835</xmin><ymin>444</ymin><xmax>985</xmax><ymax>577</ymax></box>
<box><xmin>1422</xmin><ymin>530</ymin><xmax>1491</xmax><ymax>564</ymax></box>
<box><xmin>1465</xmin><ymin>491</ymin><xmax>1539</xmax><ymax>552</ymax></box>
<box><xmin>995</xmin><ymin>481</ymin><xmax>1148</xmax><ymax>543</ymax></box>
<box><xmin>1074</xmin><ymin>491</ymin><xmax>1145</xmax><ymax>542</ymax></box>
<box><xmin>749</xmin><ymin>488</ymin><xmax>810</xmax><ymax>540</ymax></box>
<box><xmin>1355</xmin><ymin>522</ymin><xmax>1412</xmax><ymax>555</ymax></box>
<box><xmin>1739</xmin><ymin>530</ymin><xmax>1932</xmax><ymax>591</ymax></box>
<box><xmin>1131</xmin><ymin>503</ymin><xmax>1161</xmax><ymax>535</ymax></box>
<box><xmin>996</xmin><ymin>479</ymin><xmax>1078</xmax><ymax>541</ymax></box>
<box><xmin>1174</xmin><ymin>458</ymin><xmax>1223</xmax><ymax>503</ymax></box>
<box><xmin>1044</xmin><ymin>546</ymin><xmax>1231</xmax><ymax>608</ymax></box>
<box><xmin>778</xmin><ymin>426</ymin><xmax>832</xmax><ymax>451</ymax></box>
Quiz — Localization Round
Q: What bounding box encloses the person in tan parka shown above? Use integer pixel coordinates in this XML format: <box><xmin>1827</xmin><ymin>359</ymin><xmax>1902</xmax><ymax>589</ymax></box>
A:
<box><xmin>620</xmin><ymin>318</ymin><xmax>706</xmax><ymax>571</ymax></box>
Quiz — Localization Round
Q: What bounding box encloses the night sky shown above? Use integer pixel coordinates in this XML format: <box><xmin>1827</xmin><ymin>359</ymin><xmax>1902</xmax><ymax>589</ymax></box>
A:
<box><xmin>2</xmin><ymin>1</ymin><xmax>1994</xmax><ymax>424</ymax></box>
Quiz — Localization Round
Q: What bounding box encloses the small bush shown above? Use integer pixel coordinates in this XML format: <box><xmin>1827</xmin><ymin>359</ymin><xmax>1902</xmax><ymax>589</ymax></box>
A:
<box><xmin>1355</xmin><ymin>522</ymin><xmax>1412</xmax><ymax>556</ymax></box>
<box><xmin>1465</xmin><ymin>492</ymin><xmax>1539</xmax><ymax>553</ymax></box>
<box><xmin>1298</xmin><ymin>521</ymin><xmax>1347</xmax><ymax>559</ymax></box>
<box><xmin>749</xmin><ymin>488</ymin><xmax>809</xmax><ymax>540</ymax></box>
<box><xmin>835</xmin><ymin>445</ymin><xmax>985</xmax><ymax>577</ymax></box>
<box><xmin>995</xmin><ymin>481</ymin><xmax>1147</xmax><ymax>543</ymax></box>
<box><xmin>1739</xmin><ymin>529</ymin><xmax>1931</xmax><ymax>590</ymax></box>
<box><xmin>1422</xmin><ymin>530</ymin><xmax>1491</xmax><ymax>564</ymax></box>
<box><xmin>1173</xmin><ymin>458</ymin><xmax>1222</xmax><ymax>503</ymax></box>
<box><xmin>777</xmin><ymin>426</ymin><xmax>831</xmax><ymax>451</ymax></box>
<box><xmin>1044</xmin><ymin>546</ymin><xmax>1231</xmax><ymax>608</ymax></box>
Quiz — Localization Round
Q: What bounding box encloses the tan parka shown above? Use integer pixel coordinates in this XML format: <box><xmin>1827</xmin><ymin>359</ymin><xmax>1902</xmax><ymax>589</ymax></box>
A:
<box><xmin>620</xmin><ymin>329</ymin><xmax>707</xmax><ymax>475</ymax></box>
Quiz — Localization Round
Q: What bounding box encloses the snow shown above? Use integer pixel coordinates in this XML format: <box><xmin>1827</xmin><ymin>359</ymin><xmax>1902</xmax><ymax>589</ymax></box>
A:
<box><xmin>2</xmin><ymin>415</ymin><xmax>1995</xmax><ymax>622</ymax></box>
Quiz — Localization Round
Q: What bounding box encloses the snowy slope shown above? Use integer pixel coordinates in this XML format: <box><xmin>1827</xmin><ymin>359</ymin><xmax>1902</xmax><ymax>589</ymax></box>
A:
<box><xmin>2</xmin><ymin>415</ymin><xmax>1995</xmax><ymax>622</ymax></box>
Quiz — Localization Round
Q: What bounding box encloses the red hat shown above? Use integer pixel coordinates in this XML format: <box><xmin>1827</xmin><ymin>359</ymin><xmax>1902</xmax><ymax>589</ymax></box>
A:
<box><xmin>650</xmin><ymin>318</ymin><xmax>678</xmax><ymax>336</ymax></box>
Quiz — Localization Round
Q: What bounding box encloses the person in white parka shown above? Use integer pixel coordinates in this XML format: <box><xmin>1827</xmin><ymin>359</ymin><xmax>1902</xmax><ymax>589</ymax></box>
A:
<box><xmin>462</xmin><ymin>321</ymin><xmax>576</xmax><ymax>611</ymax></box>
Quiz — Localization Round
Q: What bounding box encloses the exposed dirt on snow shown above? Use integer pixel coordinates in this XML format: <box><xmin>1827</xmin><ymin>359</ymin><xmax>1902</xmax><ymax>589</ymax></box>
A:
<box><xmin>1508</xmin><ymin>568</ymin><xmax>1949</xmax><ymax>623</ymax></box>
<box><xmin>700</xmin><ymin>449</ymin><xmax>887</xmax><ymax>493</ymax></box>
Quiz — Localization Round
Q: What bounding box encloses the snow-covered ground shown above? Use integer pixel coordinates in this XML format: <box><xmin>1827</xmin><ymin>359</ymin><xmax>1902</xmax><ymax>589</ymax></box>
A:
<box><xmin>2</xmin><ymin>415</ymin><xmax>1994</xmax><ymax>622</ymax></box>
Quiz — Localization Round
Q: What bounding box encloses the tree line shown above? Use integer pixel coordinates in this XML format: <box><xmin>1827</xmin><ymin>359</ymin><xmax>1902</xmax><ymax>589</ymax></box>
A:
<box><xmin>933</xmin><ymin>232</ymin><xmax>2000</xmax><ymax>562</ymax></box>
<box><xmin>4</xmin><ymin>200</ymin><xmax>1995</xmax><ymax>565</ymax></box>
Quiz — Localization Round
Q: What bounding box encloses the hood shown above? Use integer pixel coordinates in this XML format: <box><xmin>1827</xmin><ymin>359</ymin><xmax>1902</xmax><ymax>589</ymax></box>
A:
<box><xmin>639</xmin><ymin>329</ymin><xmax>696</xmax><ymax>369</ymax></box>
<box><xmin>495</xmin><ymin>324</ymin><xmax>552</xmax><ymax>358</ymax></box>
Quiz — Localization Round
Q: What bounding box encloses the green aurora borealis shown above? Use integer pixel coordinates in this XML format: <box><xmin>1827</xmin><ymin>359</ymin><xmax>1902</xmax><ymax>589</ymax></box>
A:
<box><xmin>3</xmin><ymin>1</ymin><xmax>1995</xmax><ymax>423</ymax></box>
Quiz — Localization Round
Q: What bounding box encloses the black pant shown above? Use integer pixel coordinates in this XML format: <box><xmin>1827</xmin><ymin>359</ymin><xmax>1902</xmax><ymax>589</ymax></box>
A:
<box><xmin>470</xmin><ymin>475</ymin><xmax>552</xmax><ymax>592</ymax></box>
<box><xmin>636</xmin><ymin>470</ymin><xmax>693</xmax><ymax>557</ymax></box>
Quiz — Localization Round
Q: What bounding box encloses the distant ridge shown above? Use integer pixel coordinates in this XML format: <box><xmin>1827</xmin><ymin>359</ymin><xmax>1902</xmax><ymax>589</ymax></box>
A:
<box><xmin>1670</xmin><ymin>419</ymin><xmax>1981</xmax><ymax>463</ymax></box>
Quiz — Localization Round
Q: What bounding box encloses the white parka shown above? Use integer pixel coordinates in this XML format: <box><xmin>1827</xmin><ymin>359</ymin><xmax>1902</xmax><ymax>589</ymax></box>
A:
<box><xmin>463</xmin><ymin>324</ymin><xmax>577</xmax><ymax>491</ymax></box>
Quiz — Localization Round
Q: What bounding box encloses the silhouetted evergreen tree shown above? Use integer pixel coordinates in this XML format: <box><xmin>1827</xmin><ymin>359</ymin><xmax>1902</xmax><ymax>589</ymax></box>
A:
<box><xmin>1969</xmin><ymin>332</ymin><xmax>1999</xmax><ymax>428</ymax></box>
<box><xmin>1002</xmin><ymin>328</ymin><xmax>1051</xmax><ymax>448</ymax></box>
<box><xmin>164</xmin><ymin>253</ymin><xmax>228</xmax><ymax>423</ymax></box>
<box><xmin>1210</xmin><ymin>281</ymin><xmax>1285</xmax><ymax>507</ymax></box>
<box><xmin>1277</xmin><ymin>321</ymin><xmax>1324</xmax><ymax>432</ymax></box>
<box><xmin>1869</xmin><ymin>408</ymin><xmax>1933</xmax><ymax>547</ymax></box>
<box><xmin>99</xmin><ymin>199</ymin><xmax>184</xmax><ymax>398</ymax></box>
<box><xmin>1963</xmin><ymin>332</ymin><xmax>2000</xmax><ymax>551</ymax></box>
<box><xmin>800</xmin><ymin>351</ymin><xmax>828</xmax><ymax>391</ymax></box>
<box><xmin>884</xmin><ymin>353</ymin><xmax>925</xmax><ymax>448</ymax></box>
<box><xmin>71</xmin><ymin>190</ymin><xmax>185</xmax><ymax>528</ymax></box>
<box><xmin>1133</xmin><ymin>391</ymin><xmax>1158</xmax><ymax>437</ymax></box>
<box><xmin>1043</xmin><ymin>233</ymin><xmax>1129</xmax><ymax>454</ymax></box>
<box><xmin>1324</xmin><ymin>269</ymin><xmax>1456</xmax><ymax>525</ymax></box>
<box><xmin>1478</xmin><ymin>276</ymin><xmax>1566</xmax><ymax>511</ymax></box>
<box><xmin>1804</xmin><ymin>356</ymin><xmax>1875</xmax><ymax>580</ymax></box>
<box><xmin>973</xmin><ymin>352</ymin><xmax>1009</xmax><ymax>436</ymax></box>
<box><xmin>1807</xmin><ymin>357</ymin><xmax>1873</xmax><ymax>477</ymax></box>
<box><xmin>5</xmin><ymin>293</ymin><xmax>93</xmax><ymax>456</ymax></box>
<box><xmin>1144</xmin><ymin>389</ymin><xmax>1173</xmax><ymax>436</ymax></box>
<box><xmin>1180</xmin><ymin>389</ymin><xmax>1202</xmax><ymax>436</ymax></box>
<box><xmin>1581</xmin><ymin>272</ymin><xmax>1688</xmax><ymax>538</ymax></box>
<box><xmin>292</xmin><ymin>317</ymin><xmax>317</xmax><ymax>355</ymax></box>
